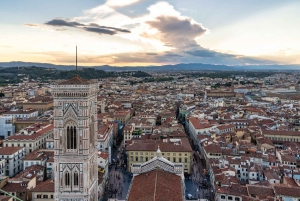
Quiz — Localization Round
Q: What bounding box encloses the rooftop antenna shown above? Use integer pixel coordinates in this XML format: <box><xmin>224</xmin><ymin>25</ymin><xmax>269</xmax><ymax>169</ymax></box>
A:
<box><xmin>76</xmin><ymin>45</ymin><xmax>78</xmax><ymax>76</ymax></box>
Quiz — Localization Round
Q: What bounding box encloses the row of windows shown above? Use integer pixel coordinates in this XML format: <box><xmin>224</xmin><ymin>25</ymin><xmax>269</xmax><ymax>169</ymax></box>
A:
<box><xmin>209</xmin><ymin>153</ymin><xmax>221</xmax><ymax>156</ymax></box>
<box><xmin>130</xmin><ymin>152</ymin><xmax>188</xmax><ymax>156</ymax></box>
<box><xmin>64</xmin><ymin>171</ymin><xmax>79</xmax><ymax>189</ymax></box>
<box><xmin>67</xmin><ymin>126</ymin><xmax>77</xmax><ymax>149</ymax></box>
<box><xmin>65</xmin><ymin>122</ymin><xmax>96</xmax><ymax>150</ymax></box>
<box><xmin>25</xmin><ymin>161</ymin><xmax>40</xmax><ymax>166</ymax></box>
<box><xmin>5</xmin><ymin>120</ymin><xmax>12</xmax><ymax>124</ymax></box>
<box><xmin>220</xmin><ymin>128</ymin><xmax>233</xmax><ymax>133</ymax></box>
<box><xmin>36</xmin><ymin>194</ymin><xmax>54</xmax><ymax>199</ymax></box>
<box><xmin>220</xmin><ymin>195</ymin><xmax>240</xmax><ymax>201</ymax></box>
<box><xmin>4</xmin><ymin>135</ymin><xmax>51</xmax><ymax>148</ymax></box>
<box><xmin>1</xmin><ymin>152</ymin><xmax>24</xmax><ymax>159</ymax></box>
<box><xmin>233</xmin><ymin>122</ymin><xmax>247</xmax><ymax>125</ymax></box>
<box><xmin>130</xmin><ymin>156</ymin><xmax>188</xmax><ymax>163</ymax></box>
<box><xmin>267</xmin><ymin>136</ymin><xmax>300</xmax><ymax>142</ymax></box>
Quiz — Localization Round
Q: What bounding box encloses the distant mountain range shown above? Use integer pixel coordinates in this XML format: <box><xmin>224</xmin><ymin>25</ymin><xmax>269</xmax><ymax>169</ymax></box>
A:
<box><xmin>0</xmin><ymin>61</ymin><xmax>299</xmax><ymax>71</ymax></box>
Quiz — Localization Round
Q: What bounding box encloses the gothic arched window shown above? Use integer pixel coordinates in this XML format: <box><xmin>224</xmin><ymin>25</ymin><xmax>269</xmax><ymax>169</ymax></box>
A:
<box><xmin>65</xmin><ymin>172</ymin><xmax>70</xmax><ymax>187</ymax></box>
<box><xmin>67</xmin><ymin>126</ymin><xmax>71</xmax><ymax>149</ymax></box>
<box><xmin>74</xmin><ymin>171</ymin><xmax>79</xmax><ymax>186</ymax></box>
<box><xmin>90</xmin><ymin>116</ymin><xmax>94</xmax><ymax>145</ymax></box>
<box><xmin>67</xmin><ymin>125</ymin><xmax>77</xmax><ymax>149</ymax></box>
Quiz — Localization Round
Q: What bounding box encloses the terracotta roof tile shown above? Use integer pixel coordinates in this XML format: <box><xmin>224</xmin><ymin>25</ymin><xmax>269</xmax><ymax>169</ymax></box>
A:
<box><xmin>0</xmin><ymin>147</ymin><xmax>24</xmax><ymax>155</ymax></box>
<box><xmin>58</xmin><ymin>75</ymin><xmax>90</xmax><ymax>85</ymax></box>
<box><xmin>30</xmin><ymin>179</ymin><xmax>54</xmax><ymax>192</ymax></box>
<box><xmin>127</xmin><ymin>168</ymin><xmax>183</xmax><ymax>201</ymax></box>
<box><xmin>246</xmin><ymin>185</ymin><xmax>275</xmax><ymax>199</ymax></box>
<box><xmin>2</xmin><ymin>183</ymin><xmax>27</xmax><ymax>193</ymax></box>
<box><xmin>273</xmin><ymin>184</ymin><xmax>300</xmax><ymax>197</ymax></box>
<box><xmin>4</xmin><ymin>124</ymin><xmax>53</xmax><ymax>141</ymax></box>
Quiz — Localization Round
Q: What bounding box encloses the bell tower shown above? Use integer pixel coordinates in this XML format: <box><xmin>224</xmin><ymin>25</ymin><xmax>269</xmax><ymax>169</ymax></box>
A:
<box><xmin>52</xmin><ymin>48</ymin><xmax>98</xmax><ymax>201</ymax></box>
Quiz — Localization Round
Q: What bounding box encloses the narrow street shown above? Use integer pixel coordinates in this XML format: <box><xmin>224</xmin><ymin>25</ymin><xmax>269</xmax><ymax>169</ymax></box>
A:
<box><xmin>102</xmin><ymin>144</ymin><xmax>132</xmax><ymax>201</ymax></box>
<box><xmin>184</xmin><ymin>151</ymin><xmax>212</xmax><ymax>200</ymax></box>
<box><xmin>184</xmin><ymin>122</ymin><xmax>213</xmax><ymax>200</ymax></box>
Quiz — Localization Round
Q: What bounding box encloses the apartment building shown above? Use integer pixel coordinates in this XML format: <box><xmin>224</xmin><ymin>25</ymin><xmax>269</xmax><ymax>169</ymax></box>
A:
<box><xmin>188</xmin><ymin>117</ymin><xmax>215</xmax><ymax>144</ymax></box>
<box><xmin>262</xmin><ymin>130</ymin><xmax>300</xmax><ymax>147</ymax></box>
<box><xmin>3</xmin><ymin>124</ymin><xmax>53</xmax><ymax>155</ymax></box>
<box><xmin>97</xmin><ymin>123</ymin><xmax>114</xmax><ymax>151</ymax></box>
<box><xmin>123</xmin><ymin>125</ymin><xmax>134</xmax><ymax>147</ymax></box>
<box><xmin>3</xmin><ymin>109</ymin><xmax>38</xmax><ymax>119</ymax></box>
<box><xmin>0</xmin><ymin>115</ymin><xmax>15</xmax><ymax>140</ymax></box>
<box><xmin>0</xmin><ymin>147</ymin><xmax>25</xmax><ymax>177</ymax></box>
<box><xmin>22</xmin><ymin>149</ymin><xmax>54</xmax><ymax>170</ymax></box>
<box><xmin>215</xmin><ymin>124</ymin><xmax>236</xmax><ymax>134</ymax></box>
<box><xmin>30</xmin><ymin>179</ymin><xmax>54</xmax><ymax>201</ymax></box>
<box><xmin>114</xmin><ymin>110</ymin><xmax>131</xmax><ymax>125</ymax></box>
<box><xmin>22</xmin><ymin>97</ymin><xmax>53</xmax><ymax>115</ymax></box>
<box><xmin>126</xmin><ymin>138</ymin><xmax>192</xmax><ymax>174</ymax></box>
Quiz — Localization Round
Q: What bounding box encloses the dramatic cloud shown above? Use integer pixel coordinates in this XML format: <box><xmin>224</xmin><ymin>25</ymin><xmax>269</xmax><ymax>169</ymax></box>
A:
<box><xmin>161</xmin><ymin>52</ymin><xmax>182</xmax><ymax>57</ymax></box>
<box><xmin>45</xmin><ymin>19</ymin><xmax>84</xmax><ymax>27</ymax></box>
<box><xmin>89</xmin><ymin>23</ymin><xmax>130</xmax><ymax>33</ymax></box>
<box><xmin>146</xmin><ymin>15</ymin><xmax>207</xmax><ymax>48</ymax></box>
<box><xmin>44</xmin><ymin>18</ymin><xmax>130</xmax><ymax>35</ymax></box>
<box><xmin>27</xmin><ymin>2</ymin><xmax>274</xmax><ymax>66</ymax></box>
<box><xmin>83</xmin><ymin>27</ymin><xmax>115</xmax><ymax>35</ymax></box>
<box><xmin>185</xmin><ymin>49</ymin><xmax>235</xmax><ymax>58</ymax></box>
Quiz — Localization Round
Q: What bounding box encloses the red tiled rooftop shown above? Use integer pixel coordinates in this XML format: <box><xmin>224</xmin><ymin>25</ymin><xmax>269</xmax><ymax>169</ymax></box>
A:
<box><xmin>189</xmin><ymin>117</ymin><xmax>212</xmax><ymax>129</ymax></box>
<box><xmin>30</xmin><ymin>179</ymin><xmax>54</xmax><ymax>192</ymax></box>
<box><xmin>262</xmin><ymin>129</ymin><xmax>300</xmax><ymax>136</ymax></box>
<box><xmin>98</xmin><ymin>151</ymin><xmax>109</xmax><ymax>160</ymax></box>
<box><xmin>127</xmin><ymin>168</ymin><xmax>183</xmax><ymax>201</ymax></box>
<box><xmin>0</xmin><ymin>147</ymin><xmax>24</xmax><ymax>155</ymax></box>
<box><xmin>22</xmin><ymin>149</ymin><xmax>54</xmax><ymax>161</ymax></box>
<box><xmin>5</xmin><ymin>124</ymin><xmax>53</xmax><ymax>141</ymax></box>
<box><xmin>58</xmin><ymin>75</ymin><xmax>90</xmax><ymax>85</ymax></box>
<box><xmin>273</xmin><ymin>184</ymin><xmax>300</xmax><ymax>197</ymax></box>
<box><xmin>126</xmin><ymin>138</ymin><xmax>192</xmax><ymax>152</ymax></box>
<box><xmin>2</xmin><ymin>183</ymin><xmax>27</xmax><ymax>193</ymax></box>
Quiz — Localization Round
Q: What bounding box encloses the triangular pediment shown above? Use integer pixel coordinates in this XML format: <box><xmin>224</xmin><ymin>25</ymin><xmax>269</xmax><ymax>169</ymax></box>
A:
<box><xmin>64</xmin><ymin>105</ymin><xmax>78</xmax><ymax>120</ymax></box>
<box><xmin>140</xmin><ymin>156</ymin><xmax>175</xmax><ymax>174</ymax></box>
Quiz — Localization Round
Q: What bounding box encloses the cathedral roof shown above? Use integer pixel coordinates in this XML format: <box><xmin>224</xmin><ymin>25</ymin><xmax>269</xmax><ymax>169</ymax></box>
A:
<box><xmin>127</xmin><ymin>168</ymin><xmax>183</xmax><ymax>201</ymax></box>
<box><xmin>58</xmin><ymin>75</ymin><xmax>90</xmax><ymax>85</ymax></box>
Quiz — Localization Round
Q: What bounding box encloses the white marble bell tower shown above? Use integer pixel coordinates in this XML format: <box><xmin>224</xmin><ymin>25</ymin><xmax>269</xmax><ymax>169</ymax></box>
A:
<box><xmin>52</xmin><ymin>75</ymin><xmax>98</xmax><ymax>201</ymax></box>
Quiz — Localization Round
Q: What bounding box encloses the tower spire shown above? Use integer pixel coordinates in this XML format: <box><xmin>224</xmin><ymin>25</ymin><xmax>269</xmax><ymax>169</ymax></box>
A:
<box><xmin>76</xmin><ymin>46</ymin><xmax>78</xmax><ymax>76</ymax></box>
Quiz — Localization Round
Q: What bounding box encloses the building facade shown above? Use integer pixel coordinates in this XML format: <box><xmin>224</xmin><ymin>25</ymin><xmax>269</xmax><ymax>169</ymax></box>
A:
<box><xmin>97</xmin><ymin>123</ymin><xmax>114</xmax><ymax>152</ymax></box>
<box><xmin>0</xmin><ymin>116</ymin><xmax>15</xmax><ymax>140</ymax></box>
<box><xmin>126</xmin><ymin>138</ymin><xmax>192</xmax><ymax>174</ymax></box>
<box><xmin>3</xmin><ymin>109</ymin><xmax>39</xmax><ymax>118</ymax></box>
<box><xmin>52</xmin><ymin>76</ymin><xmax>98</xmax><ymax>201</ymax></box>
<box><xmin>3</xmin><ymin>123</ymin><xmax>53</xmax><ymax>155</ymax></box>
<box><xmin>0</xmin><ymin>147</ymin><xmax>26</xmax><ymax>177</ymax></box>
<box><xmin>23</xmin><ymin>99</ymin><xmax>53</xmax><ymax>115</ymax></box>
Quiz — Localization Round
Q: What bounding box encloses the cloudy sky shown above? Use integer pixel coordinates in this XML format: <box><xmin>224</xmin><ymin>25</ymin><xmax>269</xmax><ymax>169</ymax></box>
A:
<box><xmin>1</xmin><ymin>0</ymin><xmax>300</xmax><ymax>66</ymax></box>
